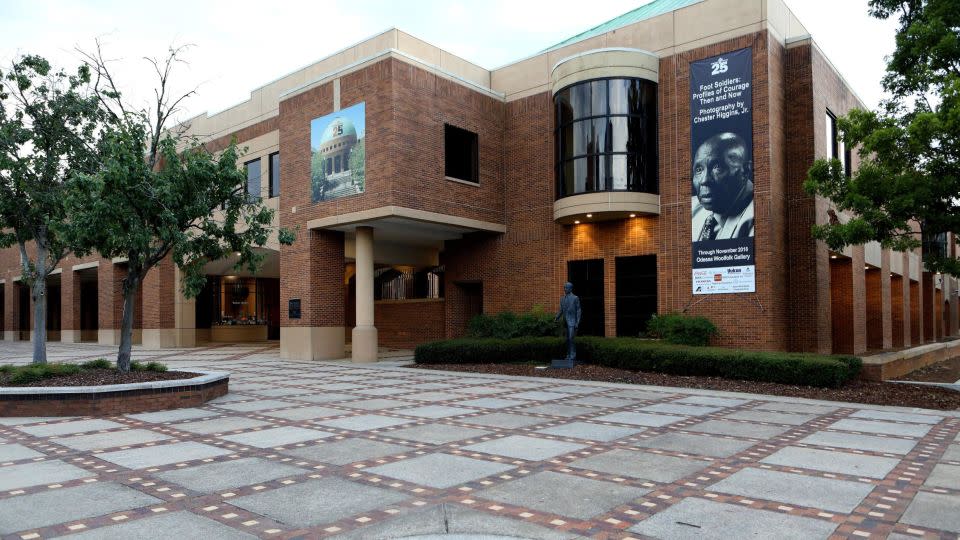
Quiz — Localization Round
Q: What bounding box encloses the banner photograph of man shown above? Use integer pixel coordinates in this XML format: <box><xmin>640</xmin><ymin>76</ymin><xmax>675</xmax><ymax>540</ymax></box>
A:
<box><xmin>690</xmin><ymin>131</ymin><xmax>755</xmax><ymax>242</ymax></box>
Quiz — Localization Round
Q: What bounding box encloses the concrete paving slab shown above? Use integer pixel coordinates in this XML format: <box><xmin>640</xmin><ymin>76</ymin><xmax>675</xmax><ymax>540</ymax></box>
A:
<box><xmin>387</xmin><ymin>424</ymin><xmax>492</xmax><ymax>444</ymax></box>
<box><xmin>393</xmin><ymin>405</ymin><xmax>480</xmax><ymax>418</ymax></box>
<box><xmin>569</xmin><ymin>448</ymin><xmax>711</xmax><ymax>482</ymax></box>
<box><xmin>566</xmin><ymin>396</ymin><xmax>637</xmax><ymax>408</ymax></box>
<box><xmin>50</xmin><ymin>510</ymin><xmax>258</xmax><ymax>540</ymax></box>
<box><xmin>154</xmin><ymin>456</ymin><xmax>307</xmax><ymax>492</ymax></box>
<box><xmin>709</xmin><ymin>467</ymin><xmax>874</xmax><ymax>513</ymax></box>
<box><xmin>316</xmin><ymin>414</ymin><xmax>412</xmax><ymax>431</ymax></box>
<box><xmin>53</xmin><ymin>429</ymin><xmax>171</xmax><ymax>451</ymax></box>
<box><xmin>634</xmin><ymin>432</ymin><xmax>756</xmax><ymax>458</ymax></box>
<box><xmin>507</xmin><ymin>391</ymin><xmax>570</xmax><ymax>401</ymax></box>
<box><xmin>477</xmin><ymin>470</ymin><xmax>650</xmax><ymax>519</ymax></box>
<box><xmin>548</xmin><ymin>385</ymin><xmax>604</xmax><ymax>394</ymax></box>
<box><xmin>214</xmin><ymin>399</ymin><xmax>297</xmax><ymax>412</ymax></box>
<box><xmin>342</xmin><ymin>398</ymin><xmax>417</xmax><ymax>411</ymax></box>
<box><xmin>627</xmin><ymin>497</ymin><xmax>838</xmax><ymax>539</ymax></box>
<box><xmin>536</xmin><ymin>422</ymin><xmax>644</xmax><ymax>442</ymax></box>
<box><xmin>354</xmin><ymin>387</ymin><xmax>414</xmax><ymax>396</ymax></box>
<box><xmin>827</xmin><ymin>419</ymin><xmax>931</xmax><ymax>438</ymax></box>
<box><xmin>800</xmin><ymin>430</ymin><xmax>917</xmax><ymax>455</ymax></box>
<box><xmin>126</xmin><ymin>408</ymin><xmax>217</xmax><ymax>423</ymax></box>
<box><xmin>17</xmin><ymin>419</ymin><xmax>126</xmax><ymax>437</ymax></box>
<box><xmin>96</xmin><ymin>441</ymin><xmax>233</xmax><ymax>469</ymax></box>
<box><xmin>941</xmin><ymin>444</ymin><xmax>960</xmax><ymax>462</ymax></box>
<box><xmin>673</xmin><ymin>396</ymin><xmax>750</xmax><ymax>407</ymax></box>
<box><xmin>229</xmin><ymin>477</ymin><xmax>409</xmax><ymax>527</ymax></box>
<box><xmin>752</xmin><ymin>402</ymin><xmax>838</xmax><ymax>415</ymax></box>
<box><xmin>761</xmin><ymin>446</ymin><xmax>900</xmax><ymax>479</ymax></box>
<box><xmin>281</xmin><ymin>438</ymin><xmax>412</xmax><ymax>465</ymax></box>
<box><xmin>848</xmin><ymin>410</ymin><xmax>944</xmax><ymax>424</ymax></box>
<box><xmin>685</xmin><ymin>419</ymin><xmax>790</xmax><ymax>439</ymax></box>
<box><xmin>593</xmin><ymin>411</ymin><xmax>685</xmax><ymax>427</ymax></box>
<box><xmin>0</xmin><ymin>417</ymin><xmax>72</xmax><ymax>426</ymax></box>
<box><xmin>407</xmin><ymin>392</ymin><xmax>470</xmax><ymax>402</ymax></box>
<box><xmin>460</xmin><ymin>413</ymin><xmax>547</xmax><ymax>429</ymax></box>
<box><xmin>0</xmin><ymin>443</ymin><xmax>44</xmax><ymax>461</ymax></box>
<box><xmin>900</xmin><ymin>491</ymin><xmax>960</xmax><ymax>533</ymax></box>
<box><xmin>0</xmin><ymin>459</ymin><xmax>93</xmax><ymax>490</ymax></box>
<box><xmin>924</xmin><ymin>463</ymin><xmax>960</xmax><ymax>490</ymax></box>
<box><xmin>0</xmin><ymin>481</ymin><xmax>161</xmax><ymax>534</ymax></box>
<box><xmin>175</xmin><ymin>417</ymin><xmax>272</xmax><ymax>434</ymax></box>
<box><xmin>293</xmin><ymin>392</ymin><xmax>359</xmax><ymax>404</ymax></box>
<box><xmin>462</xmin><ymin>435</ymin><xmax>587</xmax><ymax>461</ymax></box>
<box><xmin>456</xmin><ymin>397</ymin><xmax>532</xmax><ymax>409</ymax></box>
<box><xmin>605</xmin><ymin>389</ymin><xmax>674</xmax><ymax>400</ymax></box>
<box><xmin>250</xmin><ymin>387</ymin><xmax>313</xmax><ymax>397</ymax></box>
<box><xmin>521</xmin><ymin>404</ymin><xmax>600</xmax><ymax>418</ymax></box>
<box><xmin>219</xmin><ymin>426</ymin><xmax>335</xmax><ymax>448</ymax></box>
<box><xmin>366</xmin><ymin>453</ymin><xmax>516</xmax><ymax>488</ymax></box>
<box><xmin>260</xmin><ymin>405</ymin><xmax>346</xmax><ymax>421</ymax></box>
<box><xmin>725</xmin><ymin>410</ymin><xmax>816</xmax><ymax>425</ymax></box>
<box><xmin>639</xmin><ymin>403</ymin><xmax>724</xmax><ymax>416</ymax></box>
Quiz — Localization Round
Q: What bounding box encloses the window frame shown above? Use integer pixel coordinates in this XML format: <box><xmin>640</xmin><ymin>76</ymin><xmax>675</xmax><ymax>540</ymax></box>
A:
<box><xmin>244</xmin><ymin>157</ymin><xmax>262</xmax><ymax>202</ymax></box>
<box><xmin>443</xmin><ymin>123</ymin><xmax>480</xmax><ymax>185</ymax></box>
<box><xmin>268</xmin><ymin>152</ymin><xmax>280</xmax><ymax>198</ymax></box>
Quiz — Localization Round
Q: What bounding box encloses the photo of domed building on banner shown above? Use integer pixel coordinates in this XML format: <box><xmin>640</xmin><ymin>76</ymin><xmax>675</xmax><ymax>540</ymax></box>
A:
<box><xmin>310</xmin><ymin>102</ymin><xmax>365</xmax><ymax>202</ymax></box>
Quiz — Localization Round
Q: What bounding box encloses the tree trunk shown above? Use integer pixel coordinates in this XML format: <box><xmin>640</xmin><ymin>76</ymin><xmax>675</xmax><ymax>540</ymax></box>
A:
<box><xmin>31</xmin><ymin>277</ymin><xmax>48</xmax><ymax>365</ymax></box>
<box><xmin>117</xmin><ymin>275</ymin><xmax>140</xmax><ymax>373</ymax></box>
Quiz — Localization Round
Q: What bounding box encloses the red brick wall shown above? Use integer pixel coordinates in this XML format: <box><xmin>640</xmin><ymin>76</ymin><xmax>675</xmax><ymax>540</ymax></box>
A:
<box><xmin>830</xmin><ymin>258</ymin><xmax>854</xmax><ymax>354</ymax></box>
<box><xmin>375</xmin><ymin>299</ymin><xmax>444</xmax><ymax>348</ymax></box>
<box><xmin>910</xmin><ymin>279</ymin><xmax>922</xmax><ymax>343</ymax></box>
<box><xmin>142</xmin><ymin>257</ymin><xmax>175</xmax><ymax>330</ymax></box>
<box><xmin>891</xmin><ymin>274</ymin><xmax>905</xmax><ymax>348</ymax></box>
<box><xmin>865</xmin><ymin>268</ymin><xmax>883</xmax><ymax>350</ymax></box>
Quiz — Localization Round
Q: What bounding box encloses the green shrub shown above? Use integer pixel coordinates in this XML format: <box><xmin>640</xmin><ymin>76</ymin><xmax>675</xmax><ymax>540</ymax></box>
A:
<box><xmin>130</xmin><ymin>361</ymin><xmax>169</xmax><ymax>372</ymax></box>
<box><xmin>646</xmin><ymin>313</ymin><xmax>719</xmax><ymax>346</ymax></box>
<box><xmin>80</xmin><ymin>358</ymin><xmax>112</xmax><ymax>369</ymax></box>
<box><xmin>414</xmin><ymin>336</ymin><xmax>861</xmax><ymax>388</ymax></box>
<box><xmin>7</xmin><ymin>363</ymin><xmax>82</xmax><ymax>385</ymax></box>
<box><xmin>467</xmin><ymin>306</ymin><xmax>560</xmax><ymax>339</ymax></box>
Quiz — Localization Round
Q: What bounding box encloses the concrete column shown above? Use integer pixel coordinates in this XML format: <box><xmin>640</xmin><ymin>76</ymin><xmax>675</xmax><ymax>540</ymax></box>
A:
<box><xmin>98</xmin><ymin>260</ymin><xmax>124</xmax><ymax>345</ymax></box>
<box><xmin>60</xmin><ymin>269</ymin><xmax>81</xmax><ymax>343</ymax></box>
<box><xmin>352</xmin><ymin>226</ymin><xmax>378</xmax><ymax>363</ymax></box>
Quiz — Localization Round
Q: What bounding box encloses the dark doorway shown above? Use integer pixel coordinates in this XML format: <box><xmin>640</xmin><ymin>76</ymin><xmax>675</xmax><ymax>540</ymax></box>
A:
<box><xmin>79</xmin><ymin>273</ymin><xmax>99</xmax><ymax>342</ymax></box>
<box><xmin>459</xmin><ymin>281</ymin><xmax>483</xmax><ymax>334</ymax></box>
<box><xmin>17</xmin><ymin>283</ymin><xmax>30</xmax><ymax>341</ymax></box>
<box><xmin>46</xmin><ymin>278</ymin><xmax>61</xmax><ymax>341</ymax></box>
<box><xmin>567</xmin><ymin>259</ymin><xmax>604</xmax><ymax>336</ymax></box>
<box><xmin>262</xmin><ymin>278</ymin><xmax>281</xmax><ymax>340</ymax></box>
<box><xmin>616</xmin><ymin>255</ymin><xmax>657</xmax><ymax>337</ymax></box>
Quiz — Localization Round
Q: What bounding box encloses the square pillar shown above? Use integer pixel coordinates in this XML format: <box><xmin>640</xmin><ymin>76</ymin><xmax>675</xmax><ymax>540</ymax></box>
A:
<box><xmin>98</xmin><ymin>260</ymin><xmax>125</xmax><ymax>345</ymax></box>
<box><xmin>280</xmin><ymin>229</ymin><xmax>346</xmax><ymax>360</ymax></box>
<box><xmin>351</xmin><ymin>226</ymin><xmax>378</xmax><ymax>363</ymax></box>
<box><xmin>1</xmin><ymin>280</ymin><xmax>11</xmax><ymax>341</ymax></box>
<box><xmin>923</xmin><ymin>272</ymin><xmax>935</xmax><ymax>342</ymax></box>
<box><xmin>60</xmin><ymin>268</ymin><xmax>82</xmax><ymax>343</ymax></box>
<box><xmin>142</xmin><ymin>257</ymin><xmax>177</xmax><ymax>348</ymax></box>
<box><xmin>890</xmin><ymin>274</ymin><xmax>905</xmax><ymax>348</ymax></box>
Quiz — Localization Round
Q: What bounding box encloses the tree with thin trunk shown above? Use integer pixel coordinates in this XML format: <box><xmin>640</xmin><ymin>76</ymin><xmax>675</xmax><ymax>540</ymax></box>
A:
<box><xmin>0</xmin><ymin>56</ymin><xmax>100</xmax><ymax>364</ymax></box>
<box><xmin>805</xmin><ymin>0</ymin><xmax>960</xmax><ymax>275</ymax></box>
<box><xmin>67</xmin><ymin>43</ymin><xmax>294</xmax><ymax>372</ymax></box>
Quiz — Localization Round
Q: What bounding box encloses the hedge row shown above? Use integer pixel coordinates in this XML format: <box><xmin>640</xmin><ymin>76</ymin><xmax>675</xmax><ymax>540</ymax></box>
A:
<box><xmin>413</xmin><ymin>337</ymin><xmax>862</xmax><ymax>388</ymax></box>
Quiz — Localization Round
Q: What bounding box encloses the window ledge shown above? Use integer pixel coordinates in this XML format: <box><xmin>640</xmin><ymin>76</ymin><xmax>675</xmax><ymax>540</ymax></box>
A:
<box><xmin>445</xmin><ymin>176</ymin><xmax>480</xmax><ymax>187</ymax></box>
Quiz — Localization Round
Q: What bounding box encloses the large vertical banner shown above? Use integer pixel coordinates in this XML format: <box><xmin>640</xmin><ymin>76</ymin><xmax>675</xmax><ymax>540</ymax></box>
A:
<box><xmin>311</xmin><ymin>102</ymin><xmax>366</xmax><ymax>202</ymax></box>
<box><xmin>690</xmin><ymin>48</ymin><xmax>755</xmax><ymax>295</ymax></box>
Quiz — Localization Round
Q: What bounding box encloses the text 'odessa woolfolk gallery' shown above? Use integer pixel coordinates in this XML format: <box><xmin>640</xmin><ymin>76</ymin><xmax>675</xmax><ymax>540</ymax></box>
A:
<box><xmin>1</xmin><ymin>0</ymin><xmax>958</xmax><ymax>363</ymax></box>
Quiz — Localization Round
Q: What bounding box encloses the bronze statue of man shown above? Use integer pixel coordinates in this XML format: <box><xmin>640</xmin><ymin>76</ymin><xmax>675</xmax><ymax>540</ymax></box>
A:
<box><xmin>555</xmin><ymin>282</ymin><xmax>582</xmax><ymax>363</ymax></box>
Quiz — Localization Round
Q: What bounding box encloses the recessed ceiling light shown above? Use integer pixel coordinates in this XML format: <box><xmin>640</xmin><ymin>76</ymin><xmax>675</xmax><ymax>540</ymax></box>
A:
<box><xmin>830</xmin><ymin>255</ymin><xmax>838</xmax><ymax>259</ymax></box>
<box><xmin>586</xmin><ymin>214</ymin><xmax>593</xmax><ymax>218</ymax></box>
<box><xmin>629</xmin><ymin>213</ymin><xmax>636</xmax><ymax>218</ymax></box>
<box><xmin>574</xmin><ymin>220</ymin><xmax>580</xmax><ymax>224</ymax></box>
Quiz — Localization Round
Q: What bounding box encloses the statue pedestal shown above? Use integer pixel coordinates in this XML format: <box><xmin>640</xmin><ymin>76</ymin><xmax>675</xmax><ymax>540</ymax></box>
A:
<box><xmin>551</xmin><ymin>358</ymin><xmax>576</xmax><ymax>369</ymax></box>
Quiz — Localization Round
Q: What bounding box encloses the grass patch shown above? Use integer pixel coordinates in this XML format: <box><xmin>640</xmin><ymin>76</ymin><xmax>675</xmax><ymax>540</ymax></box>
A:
<box><xmin>0</xmin><ymin>359</ymin><xmax>170</xmax><ymax>386</ymax></box>
<box><xmin>414</xmin><ymin>337</ymin><xmax>862</xmax><ymax>388</ymax></box>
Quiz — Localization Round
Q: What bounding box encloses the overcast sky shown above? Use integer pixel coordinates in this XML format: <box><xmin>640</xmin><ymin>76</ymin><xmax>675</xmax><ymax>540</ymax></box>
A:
<box><xmin>0</xmin><ymin>0</ymin><xmax>898</xmax><ymax>123</ymax></box>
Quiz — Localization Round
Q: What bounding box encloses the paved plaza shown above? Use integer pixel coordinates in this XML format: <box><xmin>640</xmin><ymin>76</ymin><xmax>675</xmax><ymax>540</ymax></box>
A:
<box><xmin>0</xmin><ymin>342</ymin><xmax>958</xmax><ymax>539</ymax></box>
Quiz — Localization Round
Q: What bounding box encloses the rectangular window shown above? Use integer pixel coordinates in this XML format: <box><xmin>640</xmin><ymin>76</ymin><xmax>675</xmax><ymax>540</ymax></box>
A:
<box><xmin>245</xmin><ymin>158</ymin><xmax>261</xmax><ymax>202</ymax></box>
<box><xmin>268</xmin><ymin>152</ymin><xmax>280</xmax><ymax>198</ymax></box>
<box><xmin>334</xmin><ymin>155</ymin><xmax>341</xmax><ymax>173</ymax></box>
<box><xmin>826</xmin><ymin>110</ymin><xmax>850</xmax><ymax>177</ymax></box>
<box><xmin>444</xmin><ymin>124</ymin><xmax>479</xmax><ymax>183</ymax></box>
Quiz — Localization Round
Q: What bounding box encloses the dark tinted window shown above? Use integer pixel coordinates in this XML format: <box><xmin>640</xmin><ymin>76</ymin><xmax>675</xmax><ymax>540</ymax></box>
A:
<box><xmin>445</xmin><ymin>124</ymin><xmax>479</xmax><ymax>183</ymax></box>
<box><xmin>245</xmin><ymin>159</ymin><xmax>261</xmax><ymax>202</ymax></box>
<box><xmin>555</xmin><ymin>78</ymin><xmax>657</xmax><ymax>199</ymax></box>
<box><xmin>269</xmin><ymin>152</ymin><xmax>280</xmax><ymax>198</ymax></box>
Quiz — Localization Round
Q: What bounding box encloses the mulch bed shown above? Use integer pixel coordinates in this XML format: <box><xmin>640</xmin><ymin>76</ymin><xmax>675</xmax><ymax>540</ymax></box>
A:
<box><xmin>897</xmin><ymin>357</ymin><xmax>960</xmax><ymax>384</ymax></box>
<box><xmin>0</xmin><ymin>369</ymin><xmax>201</xmax><ymax>388</ymax></box>
<box><xmin>410</xmin><ymin>363</ymin><xmax>960</xmax><ymax>411</ymax></box>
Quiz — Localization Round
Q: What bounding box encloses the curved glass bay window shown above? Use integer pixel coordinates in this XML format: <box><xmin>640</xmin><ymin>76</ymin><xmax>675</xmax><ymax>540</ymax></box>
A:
<box><xmin>555</xmin><ymin>78</ymin><xmax>658</xmax><ymax>199</ymax></box>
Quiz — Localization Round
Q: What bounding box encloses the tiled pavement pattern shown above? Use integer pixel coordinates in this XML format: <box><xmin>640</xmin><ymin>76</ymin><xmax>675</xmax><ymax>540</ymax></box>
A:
<box><xmin>0</xmin><ymin>343</ymin><xmax>958</xmax><ymax>539</ymax></box>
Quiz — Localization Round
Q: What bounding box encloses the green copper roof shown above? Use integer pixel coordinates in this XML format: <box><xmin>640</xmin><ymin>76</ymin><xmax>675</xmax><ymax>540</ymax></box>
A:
<box><xmin>542</xmin><ymin>0</ymin><xmax>704</xmax><ymax>54</ymax></box>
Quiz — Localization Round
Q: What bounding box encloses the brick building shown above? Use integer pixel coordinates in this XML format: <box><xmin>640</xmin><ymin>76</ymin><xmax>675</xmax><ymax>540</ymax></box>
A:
<box><xmin>2</xmin><ymin>0</ymin><xmax>957</xmax><ymax>362</ymax></box>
